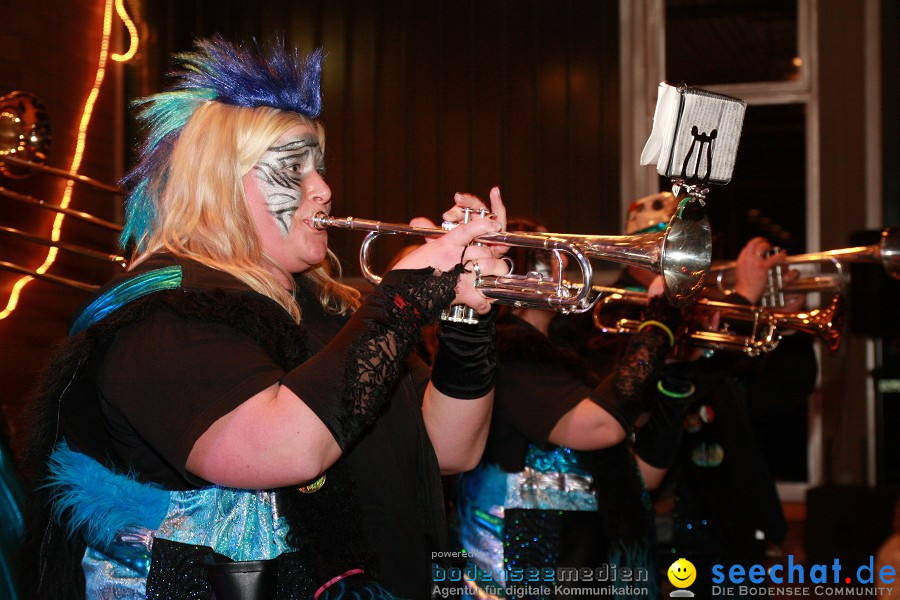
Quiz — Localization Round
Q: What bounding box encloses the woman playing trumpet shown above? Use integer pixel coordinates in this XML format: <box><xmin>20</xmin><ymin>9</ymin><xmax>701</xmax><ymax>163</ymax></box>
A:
<box><xmin>21</xmin><ymin>36</ymin><xmax>510</xmax><ymax>599</ymax></box>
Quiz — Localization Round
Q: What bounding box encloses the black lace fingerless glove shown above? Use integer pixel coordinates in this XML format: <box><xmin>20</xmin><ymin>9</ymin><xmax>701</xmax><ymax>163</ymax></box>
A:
<box><xmin>634</xmin><ymin>360</ymin><xmax>696</xmax><ymax>468</ymax></box>
<box><xmin>589</xmin><ymin>296</ymin><xmax>680</xmax><ymax>433</ymax></box>
<box><xmin>430</xmin><ymin>307</ymin><xmax>497</xmax><ymax>399</ymax></box>
<box><xmin>283</xmin><ymin>266</ymin><xmax>462</xmax><ymax>450</ymax></box>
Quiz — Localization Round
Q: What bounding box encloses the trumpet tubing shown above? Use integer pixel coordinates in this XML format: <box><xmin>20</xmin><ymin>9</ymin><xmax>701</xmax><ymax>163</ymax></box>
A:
<box><xmin>312</xmin><ymin>200</ymin><xmax>711</xmax><ymax>312</ymax></box>
<box><xmin>0</xmin><ymin>155</ymin><xmax>124</xmax><ymax>194</ymax></box>
<box><xmin>592</xmin><ymin>286</ymin><xmax>844</xmax><ymax>356</ymax></box>
<box><xmin>0</xmin><ymin>261</ymin><xmax>99</xmax><ymax>292</ymax></box>
<box><xmin>0</xmin><ymin>225</ymin><xmax>126</xmax><ymax>266</ymax></box>
<box><xmin>313</xmin><ymin>212</ymin><xmax>594</xmax><ymax>312</ymax></box>
<box><xmin>709</xmin><ymin>226</ymin><xmax>900</xmax><ymax>305</ymax></box>
<box><xmin>0</xmin><ymin>90</ymin><xmax>125</xmax><ymax>296</ymax></box>
<box><xmin>592</xmin><ymin>288</ymin><xmax>779</xmax><ymax>356</ymax></box>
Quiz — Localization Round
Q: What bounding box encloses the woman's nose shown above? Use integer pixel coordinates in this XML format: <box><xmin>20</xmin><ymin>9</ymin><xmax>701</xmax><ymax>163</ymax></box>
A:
<box><xmin>306</xmin><ymin>171</ymin><xmax>332</xmax><ymax>206</ymax></box>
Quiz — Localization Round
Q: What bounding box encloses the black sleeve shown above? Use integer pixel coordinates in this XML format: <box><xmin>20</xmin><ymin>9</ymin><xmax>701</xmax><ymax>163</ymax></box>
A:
<box><xmin>633</xmin><ymin>361</ymin><xmax>696</xmax><ymax>468</ymax></box>
<box><xmin>282</xmin><ymin>267</ymin><xmax>459</xmax><ymax>450</ymax></box>
<box><xmin>97</xmin><ymin>312</ymin><xmax>285</xmax><ymax>481</ymax></box>
<box><xmin>590</xmin><ymin>295</ymin><xmax>680</xmax><ymax>432</ymax></box>
<box><xmin>430</xmin><ymin>309</ymin><xmax>497</xmax><ymax>399</ymax></box>
<box><xmin>494</xmin><ymin>357</ymin><xmax>591</xmax><ymax>445</ymax></box>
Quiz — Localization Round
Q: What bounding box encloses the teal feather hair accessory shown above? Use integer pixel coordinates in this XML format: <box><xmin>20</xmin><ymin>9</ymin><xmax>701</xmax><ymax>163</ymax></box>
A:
<box><xmin>120</xmin><ymin>35</ymin><xmax>324</xmax><ymax>251</ymax></box>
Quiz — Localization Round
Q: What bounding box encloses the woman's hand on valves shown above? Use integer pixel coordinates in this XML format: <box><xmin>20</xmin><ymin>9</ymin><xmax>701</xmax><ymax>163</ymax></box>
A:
<box><xmin>392</xmin><ymin>186</ymin><xmax>509</xmax><ymax>314</ymax></box>
<box><xmin>734</xmin><ymin>236</ymin><xmax>786</xmax><ymax>304</ymax></box>
<box><xmin>442</xmin><ymin>186</ymin><xmax>508</xmax><ymax>260</ymax></box>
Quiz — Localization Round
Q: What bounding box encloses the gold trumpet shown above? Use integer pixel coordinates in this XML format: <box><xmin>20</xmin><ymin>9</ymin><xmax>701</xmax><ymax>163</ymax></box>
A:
<box><xmin>592</xmin><ymin>286</ymin><xmax>844</xmax><ymax>356</ymax></box>
<box><xmin>311</xmin><ymin>199</ymin><xmax>712</xmax><ymax>313</ymax></box>
<box><xmin>708</xmin><ymin>226</ymin><xmax>900</xmax><ymax>307</ymax></box>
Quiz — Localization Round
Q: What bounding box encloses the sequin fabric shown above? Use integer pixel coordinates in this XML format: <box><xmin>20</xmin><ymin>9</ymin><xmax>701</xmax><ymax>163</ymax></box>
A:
<box><xmin>457</xmin><ymin>445</ymin><xmax>598</xmax><ymax>597</ymax></box>
<box><xmin>83</xmin><ymin>486</ymin><xmax>292</xmax><ymax>597</ymax></box>
<box><xmin>506</xmin><ymin>446</ymin><xmax>597</xmax><ymax>511</ymax></box>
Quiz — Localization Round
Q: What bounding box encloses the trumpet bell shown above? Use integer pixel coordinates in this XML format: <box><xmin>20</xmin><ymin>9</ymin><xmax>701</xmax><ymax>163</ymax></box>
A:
<box><xmin>660</xmin><ymin>199</ymin><xmax>712</xmax><ymax>306</ymax></box>
<box><xmin>560</xmin><ymin>198</ymin><xmax>711</xmax><ymax>307</ymax></box>
<box><xmin>772</xmin><ymin>294</ymin><xmax>844</xmax><ymax>353</ymax></box>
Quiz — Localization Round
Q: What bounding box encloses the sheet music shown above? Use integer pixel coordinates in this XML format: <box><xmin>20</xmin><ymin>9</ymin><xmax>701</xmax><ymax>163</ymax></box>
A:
<box><xmin>641</xmin><ymin>82</ymin><xmax>746</xmax><ymax>185</ymax></box>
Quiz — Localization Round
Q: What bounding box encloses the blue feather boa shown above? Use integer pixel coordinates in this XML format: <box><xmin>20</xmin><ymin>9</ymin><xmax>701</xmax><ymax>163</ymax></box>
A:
<box><xmin>44</xmin><ymin>442</ymin><xmax>170</xmax><ymax>551</ymax></box>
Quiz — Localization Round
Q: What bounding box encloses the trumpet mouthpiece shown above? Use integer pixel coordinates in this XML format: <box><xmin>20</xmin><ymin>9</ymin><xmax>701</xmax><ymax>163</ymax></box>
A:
<box><xmin>310</xmin><ymin>212</ymin><xmax>330</xmax><ymax>230</ymax></box>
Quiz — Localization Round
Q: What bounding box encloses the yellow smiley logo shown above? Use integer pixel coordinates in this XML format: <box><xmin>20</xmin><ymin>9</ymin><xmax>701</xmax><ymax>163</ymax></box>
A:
<box><xmin>667</xmin><ymin>558</ymin><xmax>697</xmax><ymax>588</ymax></box>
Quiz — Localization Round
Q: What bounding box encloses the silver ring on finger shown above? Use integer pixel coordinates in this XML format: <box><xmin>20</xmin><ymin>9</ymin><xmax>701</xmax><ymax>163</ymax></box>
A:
<box><xmin>471</xmin><ymin>259</ymin><xmax>482</xmax><ymax>281</ymax></box>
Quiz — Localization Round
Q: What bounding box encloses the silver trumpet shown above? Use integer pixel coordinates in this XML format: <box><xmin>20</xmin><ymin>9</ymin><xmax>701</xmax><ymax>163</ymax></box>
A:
<box><xmin>311</xmin><ymin>199</ymin><xmax>711</xmax><ymax>314</ymax></box>
<box><xmin>708</xmin><ymin>226</ymin><xmax>900</xmax><ymax>307</ymax></box>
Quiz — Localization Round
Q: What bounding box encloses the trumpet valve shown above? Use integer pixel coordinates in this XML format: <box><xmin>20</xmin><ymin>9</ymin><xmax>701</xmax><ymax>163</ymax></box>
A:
<box><xmin>441</xmin><ymin>206</ymin><xmax>493</xmax><ymax>231</ymax></box>
<box><xmin>440</xmin><ymin>305</ymin><xmax>479</xmax><ymax>325</ymax></box>
<box><xmin>438</xmin><ymin>207</ymin><xmax>493</xmax><ymax>324</ymax></box>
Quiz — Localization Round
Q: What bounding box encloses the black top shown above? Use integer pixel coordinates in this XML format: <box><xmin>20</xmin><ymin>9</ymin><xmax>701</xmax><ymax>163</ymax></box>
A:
<box><xmin>293</xmin><ymin>277</ymin><xmax>451</xmax><ymax>599</ymax></box>
<box><xmin>72</xmin><ymin>256</ymin><xmax>285</xmax><ymax>487</ymax></box>
<box><xmin>29</xmin><ymin>254</ymin><xmax>458</xmax><ymax>600</ymax></box>
<box><xmin>482</xmin><ymin>312</ymin><xmax>596</xmax><ymax>472</ymax></box>
<box><xmin>63</xmin><ymin>254</ymin><xmax>451</xmax><ymax>597</ymax></box>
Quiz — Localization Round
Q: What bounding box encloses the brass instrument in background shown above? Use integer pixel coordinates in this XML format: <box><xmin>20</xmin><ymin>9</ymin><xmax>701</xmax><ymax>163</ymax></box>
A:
<box><xmin>592</xmin><ymin>286</ymin><xmax>843</xmax><ymax>357</ymax></box>
<box><xmin>0</xmin><ymin>91</ymin><xmax>50</xmax><ymax>178</ymax></box>
<box><xmin>0</xmin><ymin>91</ymin><xmax>125</xmax><ymax>292</ymax></box>
<box><xmin>312</xmin><ymin>198</ymin><xmax>712</xmax><ymax>314</ymax></box>
<box><xmin>589</xmin><ymin>229</ymin><xmax>900</xmax><ymax>354</ymax></box>
<box><xmin>708</xmin><ymin>226</ymin><xmax>900</xmax><ymax>307</ymax></box>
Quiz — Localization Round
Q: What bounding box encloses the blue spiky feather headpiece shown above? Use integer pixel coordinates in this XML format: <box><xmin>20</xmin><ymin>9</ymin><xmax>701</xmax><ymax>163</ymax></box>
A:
<box><xmin>119</xmin><ymin>35</ymin><xmax>324</xmax><ymax>250</ymax></box>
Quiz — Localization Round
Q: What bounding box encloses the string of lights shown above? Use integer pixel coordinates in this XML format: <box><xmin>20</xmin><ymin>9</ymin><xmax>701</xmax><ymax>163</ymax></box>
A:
<box><xmin>0</xmin><ymin>0</ymin><xmax>137</xmax><ymax>321</ymax></box>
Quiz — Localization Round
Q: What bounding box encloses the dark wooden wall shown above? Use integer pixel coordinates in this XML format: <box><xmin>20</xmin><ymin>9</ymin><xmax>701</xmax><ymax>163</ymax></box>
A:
<box><xmin>131</xmin><ymin>0</ymin><xmax>622</xmax><ymax>272</ymax></box>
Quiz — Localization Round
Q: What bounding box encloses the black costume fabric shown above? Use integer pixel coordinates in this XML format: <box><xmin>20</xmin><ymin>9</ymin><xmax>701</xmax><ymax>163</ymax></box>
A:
<box><xmin>20</xmin><ymin>254</ymin><xmax>460</xmax><ymax>599</ymax></box>
<box><xmin>293</xmin><ymin>276</ymin><xmax>454</xmax><ymax>599</ymax></box>
<box><xmin>459</xmin><ymin>311</ymin><xmax>657</xmax><ymax>599</ymax></box>
<box><xmin>430</xmin><ymin>314</ymin><xmax>497</xmax><ymax>399</ymax></box>
<box><xmin>652</xmin><ymin>337</ymin><xmax>816</xmax><ymax>600</ymax></box>
<box><xmin>284</xmin><ymin>265</ymin><xmax>462</xmax><ymax>451</ymax></box>
<box><xmin>559</xmin><ymin>269</ymin><xmax>817</xmax><ymax>600</ymax></box>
